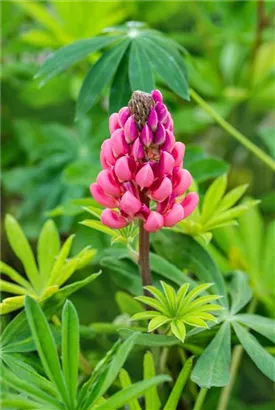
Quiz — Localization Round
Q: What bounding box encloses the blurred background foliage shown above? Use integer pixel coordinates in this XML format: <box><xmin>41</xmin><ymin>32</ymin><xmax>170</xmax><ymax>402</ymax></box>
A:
<box><xmin>1</xmin><ymin>1</ymin><xmax>275</xmax><ymax>407</ymax></box>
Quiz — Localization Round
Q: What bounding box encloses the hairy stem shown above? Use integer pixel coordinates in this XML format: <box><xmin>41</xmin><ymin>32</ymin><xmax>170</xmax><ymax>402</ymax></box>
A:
<box><xmin>139</xmin><ymin>218</ymin><xmax>152</xmax><ymax>295</ymax></box>
<box><xmin>217</xmin><ymin>298</ymin><xmax>258</xmax><ymax>410</ymax></box>
<box><xmin>193</xmin><ymin>387</ymin><xmax>208</xmax><ymax>410</ymax></box>
<box><xmin>190</xmin><ymin>89</ymin><xmax>275</xmax><ymax>171</ymax></box>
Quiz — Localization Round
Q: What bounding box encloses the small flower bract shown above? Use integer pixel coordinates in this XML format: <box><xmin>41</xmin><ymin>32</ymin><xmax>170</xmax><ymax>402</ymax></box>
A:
<box><xmin>132</xmin><ymin>282</ymin><xmax>223</xmax><ymax>342</ymax></box>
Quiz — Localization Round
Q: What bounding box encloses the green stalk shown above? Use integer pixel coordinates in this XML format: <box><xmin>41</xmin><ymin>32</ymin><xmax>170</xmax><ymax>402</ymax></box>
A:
<box><xmin>189</xmin><ymin>89</ymin><xmax>275</xmax><ymax>172</ymax></box>
<box><xmin>193</xmin><ymin>387</ymin><xmax>208</xmax><ymax>410</ymax></box>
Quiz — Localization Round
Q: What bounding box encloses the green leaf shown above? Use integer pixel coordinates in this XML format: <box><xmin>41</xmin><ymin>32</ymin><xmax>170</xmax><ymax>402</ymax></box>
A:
<box><xmin>163</xmin><ymin>356</ymin><xmax>193</xmax><ymax>410</ymax></box>
<box><xmin>144</xmin><ymin>351</ymin><xmax>161</xmax><ymax>410</ymax></box>
<box><xmin>109</xmin><ymin>51</ymin><xmax>132</xmax><ymax>113</ymax></box>
<box><xmin>119</xmin><ymin>329</ymin><xmax>180</xmax><ymax>347</ymax></box>
<box><xmin>229</xmin><ymin>271</ymin><xmax>252</xmax><ymax>315</ymax></box>
<box><xmin>188</xmin><ymin>158</ymin><xmax>229</xmax><ymax>183</ymax></box>
<box><xmin>119</xmin><ymin>369</ymin><xmax>142</xmax><ymax>410</ymax></box>
<box><xmin>76</xmin><ymin>38</ymin><xmax>130</xmax><ymax>119</ymax></box>
<box><xmin>152</xmin><ymin>231</ymin><xmax>228</xmax><ymax>307</ymax></box>
<box><xmin>232</xmin><ymin>322</ymin><xmax>275</xmax><ymax>382</ymax></box>
<box><xmin>129</xmin><ymin>39</ymin><xmax>155</xmax><ymax>92</ymax></box>
<box><xmin>47</xmin><ymin>234</ymin><xmax>74</xmax><ymax>286</ymax></box>
<box><xmin>217</xmin><ymin>184</ymin><xmax>249</xmax><ymax>213</ymax></box>
<box><xmin>191</xmin><ymin>322</ymin><xmax>231</xmax><ymax>388</ymax></box>
<box><xmin>24</xmin><ymin>296</ymin><xmax>70</xmax><ymax>405</ymax></box>
<box><xmin>201</xmin><ymin>175</ymin><xmax>227</xmax><ymax>223</ymax></box>
<box><xmin>115</xmin><ymin>291</ymin><xmax>145</xmax><ymax>316</ymax></box>
<box><xmin>171</xmin><ymin>320</ymin><xmax>186</xmax><ymax>342</ymax></box>
<box><xmin>36</xmin><ymin>35</ymin><xmax>120</xmax><ymax>83</ymax></box>
<box><xmin>80</xmin><ymin>219</ymin><xmax>120</xmax><ymax>238</ymax></box>
<box><xmin>5</xmin><ymin>214</ymin><xmax>40</xmax><ymax>291</ymax></box>
<box><xmin>0</xmin><ymin>261</ymin><xmax>34</xmax><ymax>291</ymax></box>
<box><xmin>142</xmin><ymin>37</ymin><xmax>189</xmax><ymax>100</ymax></box>
<box><xmin>37</xmin><ymin>220</ymin><xmax>60</xmax><ymax>284</ymax></box>
<box><xmin>234</xmin><ymin>314</ymin><xmax>275</xmax><ymax>343</ymax></box>
<box><xmin>62</xmin><ymin>301</ymin><xmax>79</xmax><ymax>406</ymax></box>
<box><xmin>148</xmin><ymin>316</ymin><xmax>171</xmax><ymax>332</ymax></box>
<box><xmin>0</xmin><ymin>396</ymin><xmax>38</xmax><ymax>409</ymax></box>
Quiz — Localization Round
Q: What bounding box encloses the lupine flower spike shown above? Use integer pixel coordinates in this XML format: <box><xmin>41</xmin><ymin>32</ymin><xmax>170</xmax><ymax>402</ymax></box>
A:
<box><xmin>90</xmin><ymin>90</ymin><xmax>199</xmax><ymax>233</ymax></box>
<box><xmin>131</xmin><ymin>282</ymin><xmax>224</xmax><ymax>342</ymax></box>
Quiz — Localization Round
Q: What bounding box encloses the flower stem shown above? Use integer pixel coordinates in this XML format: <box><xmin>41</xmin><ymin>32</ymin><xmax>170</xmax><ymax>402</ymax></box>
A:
<box><xmin>139</xmin><ymin>218</ymin><xmax>152</xmax><ymax>295</ymax></box>
<box><xmin>217</xmin><ymin>298</ymin><xmax>258</xmax><ymax>410</ymax></box>
<box><xmin>189</xmin><ymin>88</ymin><xmax>275</xmax><ymax>172</ymax></box>
<box><xmin>193</xmin><ymin>387</ymin><xmax>208</xmax><ymax>410</ymax></box>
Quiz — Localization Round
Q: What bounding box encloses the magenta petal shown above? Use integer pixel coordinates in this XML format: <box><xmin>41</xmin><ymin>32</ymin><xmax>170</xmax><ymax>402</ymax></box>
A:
<box><xmin>174</xmin><ymin>169</ymin><xmax>192</xmax><ymax>196</ymax></box>
<box><xmin>101</xmin><ymin>209</ymin><xmax>129</xmax><ymax>229</ymax></box>
<box><xmin>109</xmin><ymin>113</ymin><xmax>120</xmax><ymax>134</ymax></box>
<box><xmin>135</xmin><ymin>163</ymin><xmax>154</xmax><ymax>189</ymax></box>
<box><xmin>159</xmin><ymin>151</ymin><xmax>175</xmax><ymax>176</ymax></box>
<box><xmin>151</xmin><ymin>89</ymin><xmax>163</xmax><ymax>103</ymax></box>
<box><xmin>110</xmin><ymin>129</ymin><xmax>128</xmax><ymax>158</ymax></box>
<box><xmin>118</xmin><ymin>107</ymin><xmax>130</xmax><ymax>127</ymax></box>
<box><xmin>90</xmin><ymin>183</ymin><xmax>119</xmax><ymax>208</ymax></box>
<box><xmin>147</xmin><ymin>108</ymin><xmax>158</xmax><ymax>132</ymax></box>
<box><xmin>164</xmin><ymin>204</ymin><xmax>185</xmax><ymax>227</ymax></box>
<box><xmin>172</xmin><ymin>142</ymin><xmax>185</xmax><ymax>167</ymax></box>
<box><xmin>120</xmin><ymin>191</ymin><xmax>141</xmax><ymax>216</ymax></box>
<box><xmin>150</xmin><ymin>177</ymin><xmax>172</xmax><ymax>202</ymax></box>
<box><xmin>155</xmin><ymin>102</ymin><xmax>168</xmax><ymax>123</ymax></box>
<box><xmin>162</xmin><ymin>130</ymin><xmax>176</xmax><ymax>152</ymax></box>
<box><xmin>96</xmin><ymin>170</ymin><xmax>121</xmax><ymax>197</ymax></box>
<box><xmin>101</xmin><ymin>139</ymin><xmax>116</xmax><ymax>166</ymax></box>
<box><xmin>132</xmin><ymin>138</ymin><xmax>144</xmax><ymax>161</ymax></box>
<box><xmin>180</xmin><ymin>192</ymin><xmax>199</xmax><ymax>218</ymax></box>
<box><xmin>154</xmin><ymin>122</ymin><xmax>166</xmax><ymax>146</ymax></box>
<box><xmin>140</xmin><ymin>124</ymin><xmax>153</xmax><ymax>147</ymax></box>
<box><xmin>124</xmin><ymin>116</ymin><xmax>138</xmax><ymax>144</ymax></box>
<box><xmin>114</xmin><ymin>156</ymin><xmax>132</xmax><ymax>182</ymax></box>
<box><xmin>144</xmin><ymin>211</ymin><xmax>164</xmax><ymax>232</ymax></box>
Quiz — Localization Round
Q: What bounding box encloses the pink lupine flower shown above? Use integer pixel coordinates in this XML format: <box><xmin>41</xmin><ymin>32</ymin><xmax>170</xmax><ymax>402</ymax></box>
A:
<box><xmin>90</xmin><ymin>90</ymin><xmax>198</xmax><ymax>232</ymax></box>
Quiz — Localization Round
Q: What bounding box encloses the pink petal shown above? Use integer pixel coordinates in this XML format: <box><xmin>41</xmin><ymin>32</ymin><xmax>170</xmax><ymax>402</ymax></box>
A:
<box><xmin>135</xmin><ymin>163</ymin><xmax>154</xmax><ymax>189</ymax></box>
<box><xmin>163</xmin><ymin>113</ymin><xmax>173</xmax><ymax>131</ymax></box>
<box><xmin>147</xmin><ymin>108</ymin><xmax>158</xmax><ymax>132</ymax></box>
<box><xmin>151</xmin><ymin>89</ymin><xmax>163</xmax><ymax>103</ymax></box>
<box><xmin>114</xmin><ymin>156</ymin><xmax>132</xmax><ymax>182</ymax></box>
<box><xmin>132</xmin><ymin>137</ymin><xmax>144</xmax><ymax>161</ymax></box>
<box><xmin>96</xmin><ymin>170</ymin><xmax>121</xmax><ymax>197</ymax></box>
<box><xmin>90</xmin><ymin>183</ymin><xmax>118</xmax><ymax>208</ymax></box>
<box><xmin>118</xmin><ymin>107</ymin><xmax>130</xmax><ymax>127</ymax></box>
<box><xmin>101</xmin><ymin>209</ymin><xmax>129</xmax><ymax>229</ymax></box>
<box><xmin>140</xmin><ymin>124</ymin><xmax>153</xmax><ymax>147</ymax></box>
<box><xmin>150</xmin><ymin>177</ymin><xmax>172</xmax><ymax>202</ymax></box>
<box><xmin>110</xmin><ymin>129</ymin><xmax>128</xmax><ymax>158</ymax></box>
<box><xmin>164</xmin><ymin>204</ymin><xmax>185</xmax><ymax>227</ymax></box>
<box><xmin>109</xmin><ymin>113</ymin><xmax>120</xmax><ymax>134</ymax></box>
<box><xmin>172</xmin><ymin>142</ymin><xmax>185</xmax><ymax>167</ymax></box>
<box><xmin>180</xmin><ymin>192</ymin><xmax>199</xmax><ymax>218</ymax></box>
<box><xmin>173</xmin><ymin>169</ymin><xmax>192</xmax><ymax>196</ymax></box>
<box><xmin>162</xmin><ymin>130</ymin><xmax>175</xmax><ymax>152</ymax></box>
<box><xmin>155</xmin><ymin>102</ymin><xmax>168</xmax><ymax>123</ymax></box>
<box><xmin>120</xmin><ymin>191</ymin><xmax>141</xmax><ymax>216</ymax></box>
<box><xmin>158</xmin><ymin>151</ymin><xmax>175</xmax><ymax>176</ymax></box>
<box><xmin>154</xmin><ymin>122</ymin><xmax>166</xmax><ymax>146</ymax></box>
<box><xmin>124</xmin><ymin>116</ymin><xmax>138</xmax><ymax>144</ymax></box>
<box><xmin>144</xmin><ymin>211</ymin><xmax>164</xmax><ymax>233</ymax></box>
<box><xmin>101</xmin><ymin>139</ymin><xmax>116</xmax><ymax>166</ymax></box>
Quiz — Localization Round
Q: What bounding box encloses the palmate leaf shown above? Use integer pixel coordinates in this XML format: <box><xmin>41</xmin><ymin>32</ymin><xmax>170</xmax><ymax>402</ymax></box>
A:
<box><xmin>109</xmin><ymin>50</ymin><xmax>132</xmax><ymax>113</ymax></box>
<box><xmin>129</xmin><ymin>39</ymin><xmax>155</xmax><ymax>93</ymax></box>
<box><xmin>228</xmin><ymin>271</ymin><xmax>252</xmax><ymax>315</ymax></box>
<box><xmin>234</xmin><ymin>314</ymin><xmax>275</xmax><ymax>343</ymax></box>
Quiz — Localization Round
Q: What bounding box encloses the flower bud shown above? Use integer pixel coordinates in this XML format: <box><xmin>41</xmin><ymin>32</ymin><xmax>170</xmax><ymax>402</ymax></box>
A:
<box><xmin>156</xmin><ymin>102</ymin><xmax>168</xmax><ymax>123</ymax></box>
<box><xmin>162</xmin><ymin>129</ymin><xmax>175</xmax><ymax>152</ymax></box>
<box><xmin>114</xmin><ymin>156</ymin><xmax>132</xmax><ymax>182</ymax></box>
<box><xmin>180</xmin><ymin>192</ymin><xmax>199</xmax><ymax>218</ymax></box>
<box><xmin>118</xmin><ymin>107</ymin><xmax>130</xmax><ymax>127</ymax></box>
<box><xmin>158</xmin><ymin>151</ymin><xmax>175</xmax><ymax>176</ymax></box>
<box><xmin>120</xmin><ymin>191</ymin><xmax>141</xmax><ymax>216</ymax></box>
<box><xmin>154</xmin><ymin>122</ymin><xmax>166</xmax><ymax>146</ymax></box>
<box><xmin>101</xmin><ymin>209</ymin><xmax>129</xmax><ymax>229</ymax></box>
<box><xmin>173</xmin><ymin>169</ymin><xmax>192</xmax><ymax>196</ymax></box>
<box><xmin>144</xmin><ymin>211</ymin><xmax>164</xmax><ymax>232</ymax></box>
<box><xmin>124</xmin><ymin>116</ymin><xmax>138</xmax><ymax>144</ymax></box>
<box><xmin>163</xmin><ymin>113</ymin><xmax>173</xmax><ymax>131</ymax></box>
<box><xmin>140</xmin><ymin>124</ymin><xmax>153</xmax><ymax>147</ymax></box>
<box><xmin>96</xmin><ymin>170</ymin><xmax>121</xmax><ymax>197</ymax></box>
<box><xmin>110</xmin><ymin>129</ymin><xmax>128</xmax><ymax>158</ymax></box>
<box><xmin>150</xmin><ymin>177</ymin><xmax>172</xmax><ymax>202</ymax></box>
<box><xmin>172</xmin><ymin>142</ymin><xmax>185</xmax><ymax>167</ymax></box>
<box><xmin>109</xmin><ymin>113</ymin><xmax>120</xmax><ymax>134</ymax></box>
<box><xmin>147</xmin><ymin>108</ymin><xmax>158</xmax><ymax>132</ymax></box>
<box><xmin>151</xmin><ymin>89</ymin><xmax>163</xmax><ymax>103</ymax></box>
<box><xmin>135</xmin><ymin>163</ymin><xmax>154</xmax><ymax>189</ymax></box>
<box><xmin>90</xmin><ymin>183</ymin><xmax>119</xmax><ymax>208</ymax></box>
<box><xmin>101</xmin><ymin>139</ymin><xmax>116</xmax><ymax>166</ymax></box>
<box><xmin>164</xmin><ymin>204</ymin><xmax>185</xmax><ymax>227</ymax></box>
<box><xmin>132</xmin><ymin>138</ymin><xmax>144</xmax><ymax>161</ymax></box>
